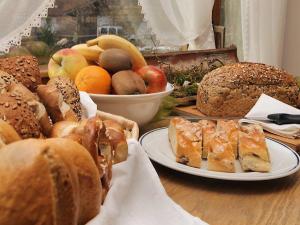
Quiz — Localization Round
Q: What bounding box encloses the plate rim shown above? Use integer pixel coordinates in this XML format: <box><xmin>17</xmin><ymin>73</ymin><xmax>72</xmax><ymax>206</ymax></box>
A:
<box><xmin>139</xmin><ymin>127</ymin><xmax>300</xmax><ymax>181</ymax></box>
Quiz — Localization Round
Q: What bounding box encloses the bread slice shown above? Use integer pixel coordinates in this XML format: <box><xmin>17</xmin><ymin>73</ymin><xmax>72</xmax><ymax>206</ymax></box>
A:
<box><xmin>207</xmin><ymin>131</ymin><xmax>235</xmax><ymax>173</ymax></box>
<box><xmin>168</xmin><ymin>117</ymin><xmax>202</xmax><ymax>168</ymax></box>
<box><xmin>198</xmin><ymin>120</ymin><xmax>216</xmax><ymax>159</ymax></box>
<box><xmin>217</xmin><ymin>120</ymin><xmax>239</xmax><ymax>158</ymax></box>
<box><xmin>238</xmin><ymin>124</ymin><xmax>270</xmax><ymax>172</ymax></box>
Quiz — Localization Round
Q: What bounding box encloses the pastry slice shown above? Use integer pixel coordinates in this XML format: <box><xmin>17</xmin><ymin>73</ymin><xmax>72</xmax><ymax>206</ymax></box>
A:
<box><xmin>207</xmin><ymin>131</ymin><xmax>235</xmax><ymax>173</ymax></box>
<box><xmin>198</xmin><ymin>120</ymin><xmax>216</xmax><ymax>159</ymax></box>
<box><xmin>168</xmin><ymin>117</ymin><xmax>202</xmax><ymax>168</ymax></box>
<box><xmin>238</xmin><ymin>124</ymin><xmax>270</xmax><ymax>172</ymax></box>
<box><xmin>217</xmin><ymin>120</ymin><xmax>239</xmax><ymax>158</ymax></box>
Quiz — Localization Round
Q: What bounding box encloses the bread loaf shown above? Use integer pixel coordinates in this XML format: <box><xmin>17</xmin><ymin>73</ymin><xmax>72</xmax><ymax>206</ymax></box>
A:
<box><xmin>196</xmin><ymin>63</ymin><xmax>299</xmax><ymax>117</ymax></box>
<box><xmin>0</xmin><ymin>138</ymin><xmax>101</xmax><ymax>225</ymax></box>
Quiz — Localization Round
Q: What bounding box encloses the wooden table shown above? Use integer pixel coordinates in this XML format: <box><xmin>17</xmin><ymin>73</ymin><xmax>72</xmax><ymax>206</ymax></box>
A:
<box><xmin>142</xmin><ymin>117</ymin><xmax>300</xmax><ymax>225</ymax></box>
<box><xmin>156</xmin><ymin>163</ymin><xmax>300</xmax><ymax>225</ymax></box>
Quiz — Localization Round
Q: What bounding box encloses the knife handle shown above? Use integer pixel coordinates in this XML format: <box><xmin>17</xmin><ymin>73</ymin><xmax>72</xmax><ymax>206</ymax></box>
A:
<box><xmin>267</xmin><ymin>113</ymin><xmax>300</xmax><ymax>125</ymax></box>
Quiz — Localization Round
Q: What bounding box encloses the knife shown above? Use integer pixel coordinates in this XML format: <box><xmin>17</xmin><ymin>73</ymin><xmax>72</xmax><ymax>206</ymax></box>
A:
<box><xmin>183</xmin><ymin>113</ymin><xmax>300</xmax><ymax>125</ymax></box>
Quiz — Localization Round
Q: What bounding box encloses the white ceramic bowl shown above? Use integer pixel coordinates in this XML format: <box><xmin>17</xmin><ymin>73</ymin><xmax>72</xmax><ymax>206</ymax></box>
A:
<box><xmin>89</xmin><ymin>83</ymin><xmax>174</xmax><ymax>126</ymax></box>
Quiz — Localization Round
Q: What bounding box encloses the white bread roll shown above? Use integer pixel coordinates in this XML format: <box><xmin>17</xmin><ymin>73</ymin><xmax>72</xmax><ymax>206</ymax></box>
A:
<box><xmin>0</xmin><ymin>138</ymin><xmax>101</xmax><ymax>225</ymax></box>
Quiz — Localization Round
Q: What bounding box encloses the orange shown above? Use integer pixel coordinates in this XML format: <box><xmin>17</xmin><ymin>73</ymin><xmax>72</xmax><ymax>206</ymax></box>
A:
<box><xmin>75</xmin><ymin>66</ymin><xmax>111</xmax><ymax>94</ymax></box>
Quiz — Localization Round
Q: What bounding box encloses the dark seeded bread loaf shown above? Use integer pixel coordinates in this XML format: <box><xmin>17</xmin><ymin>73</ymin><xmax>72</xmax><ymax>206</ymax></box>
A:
<box><xmin>196</xmin><ymin>62</ymin><xmax>299</xmax><ymax>117</ymax></box>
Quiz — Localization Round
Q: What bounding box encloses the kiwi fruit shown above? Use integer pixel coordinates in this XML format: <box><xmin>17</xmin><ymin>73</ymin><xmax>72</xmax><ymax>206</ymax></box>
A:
<box><xmin>99</xmin><ymin>48</ymin><xmax>132</xmax><ymax>74</ymax></box>
<box><xmin>112</xmin><ymin>70</ymin><xmax>146</xmax><ymax>95</ymax></box>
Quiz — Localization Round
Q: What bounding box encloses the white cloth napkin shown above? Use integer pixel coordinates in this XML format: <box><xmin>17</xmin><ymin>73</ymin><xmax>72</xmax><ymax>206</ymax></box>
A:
<box><xmin>239</xmin><ymin>94</ymin><xmax>300</xmax><ymax>138</ymax></box>
<box><xmin>80</xmin><ymin>91</ymin><xmax>97</xmax><ymax>118</ymax></box>
<box><xmin>87</xmin><ymin>139</ymin><xmax>208</xmax><ymax>225</ymax></box>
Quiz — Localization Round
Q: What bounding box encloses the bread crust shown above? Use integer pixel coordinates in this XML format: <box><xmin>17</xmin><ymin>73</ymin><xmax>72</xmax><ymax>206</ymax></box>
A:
<box><xmin>197</xmin><ymin>62</ymin><xmax>299</xmax><ymax>117</ymax></box>
<box><xmin>0</xmin><ymin>138</ymin><xmax>101</xmax><ymax>225</ymax></box>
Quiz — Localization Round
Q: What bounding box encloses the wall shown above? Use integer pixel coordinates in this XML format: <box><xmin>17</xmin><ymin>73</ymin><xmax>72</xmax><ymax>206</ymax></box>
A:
<box><xmin>282</xmin><ymin>0</ymin><xmax>300</xmax><ymax>76</ymax></box>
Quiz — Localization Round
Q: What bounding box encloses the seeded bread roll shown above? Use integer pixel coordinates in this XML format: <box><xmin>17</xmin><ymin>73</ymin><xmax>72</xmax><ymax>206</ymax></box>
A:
<box><xmin>0</xmin><ymin>138</ymin><xmax>101</xmax><ymax>225</ymax></box>
<box><xmin>48</xmin><ymin>77</ymin><xmax>82</xmax><ymax>119</ymax></box>
<box><xmin>0</xmin><ymin>93</ymin><xmax>41</xmax><ymax>138</ymax></box>
<box><xmin>8</xmin><ymin>83</ymin><xmax>53</xmax><ymax>136</ymax></box>
<box><xmin>37</xmin><ymin>77</ymin><xmax>82</xmax><ymax>123</ymax></box>
<box><xmin>196</xmin><ymin>63</ymin><xmax>299</xmax><ymax>117</ymax></box>
<box><xmin>0</xmin><ymin>70</ymin><xmax>18</xmax><ymax>93</ymax></box>
<box><xmin>0</xmin><ymin>56</ymin><xmax>42</xmax><ymax>91</ymax></box>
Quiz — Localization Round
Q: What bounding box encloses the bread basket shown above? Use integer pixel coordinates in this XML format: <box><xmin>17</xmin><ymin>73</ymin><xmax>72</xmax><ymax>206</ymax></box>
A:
<box><xmin>96</xmin><ymin>110</ymin><xmax>139</xmax><ymax>140</ymax></box>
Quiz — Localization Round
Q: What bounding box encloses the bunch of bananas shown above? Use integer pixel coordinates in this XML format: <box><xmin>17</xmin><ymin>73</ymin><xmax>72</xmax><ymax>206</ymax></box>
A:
<box><xmin>71</xmin><ymin>35</ymin><xmax>147</xmax><ymax>70</ymax></box>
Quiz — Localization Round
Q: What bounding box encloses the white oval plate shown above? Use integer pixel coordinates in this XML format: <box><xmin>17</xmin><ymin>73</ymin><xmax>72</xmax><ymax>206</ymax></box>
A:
<box><xmin>139</xmin><ymin>127</ymin><xmax>300</xmax><ymax>181</ymax></box>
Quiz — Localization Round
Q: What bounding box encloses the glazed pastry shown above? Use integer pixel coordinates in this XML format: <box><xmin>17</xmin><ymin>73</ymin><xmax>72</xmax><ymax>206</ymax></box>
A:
<box><xmin>168</xmin><ymin>117</ymin><xmax>202</xmax><ymax>168</ymax></box>
<box><xmin>239</xmin><ymin>124</ymin><xmax>271</xmax><ymax>172</ymax></box>
<box><xmin>217</xmin><ymin>120</ymin><xmax>239</xmax><ymax>158</ymax></box>
<box><xmin>207</xmin><ymin>131</ymin><xmax>235</xmax><ymax>173</ymax></box>
<box><xmin>198</xmin><ymin>120</ymin><xmax>216</xmax><ymax>159</ymax></box>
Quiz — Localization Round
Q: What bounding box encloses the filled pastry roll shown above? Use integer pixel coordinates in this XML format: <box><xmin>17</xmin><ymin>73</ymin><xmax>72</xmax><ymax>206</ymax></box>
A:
<box><xmin>238</xmin><ymin>124</ymin><xmax>271</xmax><ymax>172</ymax></box>
<box><xmin>207</xmin><ymin>131</ymin><xmax>235</xmax><ymax>173</ymax></box>
<box><xmin>198</xmin><ymin>120</ymin><xmax>216</xmax><ymax>159</ymax></box>
<box><xmin>168</xmin><ymin>117</ymin><xmax>202</xmax><ymax>168</ymax></box>
<box><xmin>217</xmin><ymin>120</ymin><xmax>239</xmax><ymax>158</ymax></box>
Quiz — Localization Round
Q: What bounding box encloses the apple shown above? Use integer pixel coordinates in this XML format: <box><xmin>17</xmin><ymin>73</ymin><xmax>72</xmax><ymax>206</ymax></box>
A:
<box><xmin>137</xmin><ymin>65</ymin><xmax>167</xmax><ymax>93</ymax></box>
<box><xmin>48</xmin><ymin>48</ymin><xmax>88</xmax><ymax>80</ymax></box>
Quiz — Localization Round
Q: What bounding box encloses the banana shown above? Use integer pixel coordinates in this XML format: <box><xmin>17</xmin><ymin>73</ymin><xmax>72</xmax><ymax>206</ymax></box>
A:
<box><xmin>71</xmin><ymin>44</ymin><xmax>103</xmax><ymax>61</ymax></box>
<box><xmin>86</xmin><ymin>35</ymin><xmax>147</xmax><ymax>70</ymax></box>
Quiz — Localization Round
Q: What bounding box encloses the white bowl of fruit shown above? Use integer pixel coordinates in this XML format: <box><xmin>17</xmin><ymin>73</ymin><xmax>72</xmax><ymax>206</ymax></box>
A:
<box><xmin>47</xmin><ymin>35</ymin><xmax>173</xmax><ymax>126</ymax></box>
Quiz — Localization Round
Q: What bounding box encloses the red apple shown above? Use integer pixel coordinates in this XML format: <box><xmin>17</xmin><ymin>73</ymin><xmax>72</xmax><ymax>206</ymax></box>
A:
<box><xmin>137</xmin><ymin>65</ymin><xmax>167</xmax><ymax>93</ymax></box>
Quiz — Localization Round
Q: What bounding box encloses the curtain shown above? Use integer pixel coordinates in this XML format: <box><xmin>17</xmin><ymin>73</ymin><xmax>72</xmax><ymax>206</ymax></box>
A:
<box><xmin>223</xmin><ymin>0</ymin><xmax>243</xmax><ymax>60</ymax></box>
<box><xmin>241</xmin><ymin>0</ymin><xmax>287</xmax><ymax>67</ymax></box>
<box><xmin>138</xmin><ymin>0</ymin><xmax>216</xmax><ymax>50</ymax></box>
<box><xmin>0</xmin><ymin>0</ymin><xmax>55</xmax><ymax>53</ymax></box>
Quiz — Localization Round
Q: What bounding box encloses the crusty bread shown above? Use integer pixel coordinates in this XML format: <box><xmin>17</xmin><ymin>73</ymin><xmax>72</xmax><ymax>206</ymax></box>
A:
<box><xmin>0</xmin><ymin>70</ymin><xmax>18</xmax><ymax>93</ymax></box>
<box><xmin>239</xmin><ymin>124</ymin><xmax>271</xmax><ymax>172</ymax></box>
<box><xmin>0</xmin><ymin>92</ymin><xmax>41</xmax><ymax>138</ymax></box>
<box><xmin>207</xmin><ymin>131</ymin><xmax>235</xmax><ymax>173</ymax></box>
<box><xmin>0</xmin><ymin>119</ymin><xmax>21</xmax><ymax>148</ymax></box>
<box><xmin>0</xmin><ymin>56</ymin><xmax>42</xmax><ymax>91</ymax></box>
<box><xmin>197</xmin><ymin>62</ymin><xmax>299</xmax><ymax>117</ymax></box>
<box><xmin>216</xmin><ymin>120</ymin><xmax>239</xmax><ymax>158</ymax></box>
<box><xmin>0</xmin><ymin>138</ymin><xmax>101</xmax><ymax>225</ymax></box>
<box><xmin>37</xmin><ymin>77</ymin><xmax>81</xmax><ymax>123</ymax></box>
<box><xmin>103</xmin><ymin>119</ymin><xmax>128</xmax><ymax>164</ymax></box>
<box><xmin>47</xmin><ymin>77</ymin><xmax>82</xmax><ymax>120</ymax></box>
<box><xmin>8</xmin><ymin>82</ymin><xmax>53</xmax><ymax>136</ymax></box>
<box><xmin>51</xmin><ymin>116</ymin><xmax>118</xmax><ymax>203</ymax></box>
<box><xmin>168</xmin><ymin>117</ymin><xmax>202</xmax><ymax>168</ymax></box>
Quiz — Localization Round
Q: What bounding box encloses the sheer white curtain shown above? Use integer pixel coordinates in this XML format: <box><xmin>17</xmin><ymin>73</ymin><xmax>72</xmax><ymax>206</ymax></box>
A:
<box><xmin>138</xmin><ymin>0</ymin><xmax>216</xmax><ymax>50</ymax></box>
<box><xmin>241</xmin><ymin>0</ymin><xmax>287</xmax><ymax>67</ymax></box>
<box><xmin>0</xmin><ymin>0</ymin><xmax>55</xmax><ymax>53</ymax></box>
